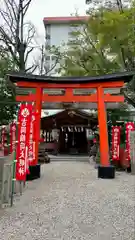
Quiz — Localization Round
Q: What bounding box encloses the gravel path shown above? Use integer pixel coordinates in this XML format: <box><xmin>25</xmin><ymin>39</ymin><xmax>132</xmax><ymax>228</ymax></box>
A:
<box><xmin>0</xmin><ymin>162</ymin><xmax>134</xmax><ymax>240</ymax></box>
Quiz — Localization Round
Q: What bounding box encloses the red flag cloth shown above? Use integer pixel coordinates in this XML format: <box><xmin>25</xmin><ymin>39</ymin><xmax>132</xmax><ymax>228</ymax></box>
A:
<box><xmin>28</xmin><ymin>112</ymin><xmax>36</xmax><ymax>166</ymax></box>
<box><xmin>16</xmin><ymin>104</ymin><xmax>32</xmax><ymax>181</ymax></box>
<box><xmin>125</xmin><ymin>122</ymin><xmax>135</xmax><ymax>161</ymax></box>
<box><xmin>40</xmin><ymin>138</ymin><xmax>44</xmax><ymax>142</ymax></box>
<box><xmin>112</xmin><ymin>126</ymin><xmax>121</xmax><ymax>161</ymax></box>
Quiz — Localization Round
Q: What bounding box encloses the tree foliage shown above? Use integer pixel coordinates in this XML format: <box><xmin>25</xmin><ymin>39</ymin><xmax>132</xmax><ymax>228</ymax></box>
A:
<box><xmin>0</xmin><ymin>47</ymin><xmax>17</xmax><ymax>125</ymax></box>
<box><xmin>58</xmin><ymin>1</ymin><xmax>135</xmax><ymax>76</ymax></box>
<box><xmin>56</xmin><ymin>0</ymin><xmax>135</xmax><ymax>107</ymax></box>
<box><xmin>86</xmin><ymin>0</ymin><xmax>130</xmax><ymax>12</ymax></box>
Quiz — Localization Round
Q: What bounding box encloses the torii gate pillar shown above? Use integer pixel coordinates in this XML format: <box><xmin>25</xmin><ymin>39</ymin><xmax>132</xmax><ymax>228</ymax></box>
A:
<box><xmin>97</xmin><ymin>86</ymin><xmax>109</xmax><ymax>166</ymax></box>
<box><xmin>97</xmin><ymin>86</ymin><xmax>114</xmax><ymax>178</ymax></box>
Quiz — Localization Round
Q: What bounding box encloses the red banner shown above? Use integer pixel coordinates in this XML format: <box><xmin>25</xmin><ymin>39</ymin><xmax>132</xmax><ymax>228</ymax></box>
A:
<box><xmin>112</xmin><ymin>126</ymin><xmax>121</xmax><ymax>161</ymax></box>
<box><xmin>10</xmin><ymin>123</ymin><xmax>16</xmax><ymax>153</ymax></box>
<box><xmin>28</xmin><ymin>112</ymin><xmax>36</xmax><ymax>166</ymax></box>
<box><xmin>16</xmin><ymin>104</ymin><xmax>33</xmax><ymax>181</ymax></box>
<box><xmin>125</xmin><ymin>122</ymin><xmax>135</xmax><ymax>161</ymax></box>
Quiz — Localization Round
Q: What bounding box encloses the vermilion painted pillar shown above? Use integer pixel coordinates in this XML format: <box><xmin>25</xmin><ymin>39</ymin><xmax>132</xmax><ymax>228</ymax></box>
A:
<box><xmin>97</xmin><ymin>86</ymin><xmax>110</xmax><ymax>166</ymax></box>
<box><xmin>35</xmin><ymin>87</ymin><xmax>42</xmax><ymax>164</ymax></box>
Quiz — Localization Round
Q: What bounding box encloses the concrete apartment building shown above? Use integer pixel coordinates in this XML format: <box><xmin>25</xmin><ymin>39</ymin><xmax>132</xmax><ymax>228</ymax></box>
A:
<box><xmin>43</xmin><ymin>16</ymin><xmax>87</xmax><ymax>76</ymax></box>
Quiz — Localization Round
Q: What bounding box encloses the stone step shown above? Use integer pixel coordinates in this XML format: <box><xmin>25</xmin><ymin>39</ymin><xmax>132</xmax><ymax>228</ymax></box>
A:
<box><xmin>48</xmin><ymin>155</ymin><xmax>89</xmax><ymax>162</ymax></box>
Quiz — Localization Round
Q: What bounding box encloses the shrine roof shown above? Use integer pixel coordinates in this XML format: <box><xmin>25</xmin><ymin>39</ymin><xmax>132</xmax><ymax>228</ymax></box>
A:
<box><xmin>8</xmin><ymin>71</ymin><xmax>135</xmax><ymax>84</ymax></box>
<box><xmin>41</xmin><ymin>109</ymin><xmax>97</xmax><ymax>129</ymax></box>
<box><xmin>42</xmin><ymin>109</ymin><xmax>96</xmax><ymax>120</ymax></box>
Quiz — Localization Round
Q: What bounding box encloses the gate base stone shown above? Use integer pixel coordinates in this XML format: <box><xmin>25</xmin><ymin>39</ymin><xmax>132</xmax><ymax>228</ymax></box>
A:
<box><xmin>26</xmin><ymin>164</ymin><xmax>41</xmax><ymax>181</ymax></box>
<box><xmin>98</xmin><ymin>165</ymin><xmax>115</xmax><ymax>179</ymax></box>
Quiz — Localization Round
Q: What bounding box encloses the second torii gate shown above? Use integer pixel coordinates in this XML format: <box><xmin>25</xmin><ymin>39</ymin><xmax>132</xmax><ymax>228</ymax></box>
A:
<box><xmin>8</xmin><ymin>71</ymin><xmax>135</xmax><ymax>179</ymax></box>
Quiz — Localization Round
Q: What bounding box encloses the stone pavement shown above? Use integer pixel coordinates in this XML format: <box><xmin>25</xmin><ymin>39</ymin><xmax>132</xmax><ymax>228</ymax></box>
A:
<box><xmin>0</xmin><ymin>162</ymin><xmax>134</xmax><ymax>240</ymax></box>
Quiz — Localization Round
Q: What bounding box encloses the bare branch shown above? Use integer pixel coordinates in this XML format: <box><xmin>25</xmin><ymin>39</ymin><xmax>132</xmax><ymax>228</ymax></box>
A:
<box><xmin>4</xmin><ymin>0</ymin><xmax>17</xmax><ymax>23</ymax></box>
<box><xmin>45</xmin><ymin>57</ymin><xmax>59</xmax><ymax>75</ymax></box>
<box><xmin>24</xmin><ymin>47</ymin><xmax>33</xmax><ymax>64</ymax></box>
<box><xmin>34</xmin><ymin>45</ymin><xmax>61</xmax><ymax>76</ymax></box>
<box><xmin>0</xmin><ymin>9</ymin><xmax>14</xmax><ymax>36</ymax></box>
<box><xmin>26</xmin><ymin>64</ymin><xmax>38</xmax><ymax>73</ymax></box>
<box><xmin>0</xmin><ymin>27</ymin><xmax>19</xmax><ymax>65</ymax></box>
<box><xmin>23</xmin><ymin>0</ymin><xmax>32</xmax><ymax>16</ymax></box>
<box><xmin>0</xmin><ymin>0</ymin><xmax>36</xmax><ymax>72</ymax></box>
<box><xmin>24</xmin><ymin>22</ymin><xmax>36</xmax><ymax>46</ymax></box>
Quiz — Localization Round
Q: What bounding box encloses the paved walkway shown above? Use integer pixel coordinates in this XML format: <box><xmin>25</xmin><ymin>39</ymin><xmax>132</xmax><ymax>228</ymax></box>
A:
<box><xmin>0</xmin><ymin>162</ymin><xmax>134</xmax><ymax>240</ymax></box>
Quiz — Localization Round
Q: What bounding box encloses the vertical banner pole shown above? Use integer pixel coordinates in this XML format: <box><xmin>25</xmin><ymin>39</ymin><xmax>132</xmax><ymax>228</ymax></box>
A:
<box><xmin>23</xmin><ymin>145</ymin><xmax>28</xmax><ymax>188</ymax></box>
<box><xmin>10</xmin><ymin>150</ymin><xmax>16</xmax><ymax>207</ymax></box>
<box><xmin>19</xmin><ymin>181</ymin><xmax>23</xmax><ymax>195</ymax></box>
<box><xmin>10</xmin><ymin>107</ymin><xmax>18</xmax><ymax>207</ymax></box>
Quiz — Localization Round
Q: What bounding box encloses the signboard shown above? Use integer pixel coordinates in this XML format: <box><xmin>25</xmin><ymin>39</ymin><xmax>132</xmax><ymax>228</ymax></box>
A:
<box><xmin>28</xmin><ymin>112</ymin><xmax>36</xmax><ymax>166</ymax></box>
<box><xmin>10</xmin><ymin>123</ymin><xmax>16</xmax><ymax>153</ymax></box>
<box><xmin>16</xmin><ymin>104</ymin><xmax>32</xmax><ymax>181</ymax></box>
<box><xmin>112</xmin><ymin>126</ymin><xmax>121</xmax><ymax>160</ymax></box>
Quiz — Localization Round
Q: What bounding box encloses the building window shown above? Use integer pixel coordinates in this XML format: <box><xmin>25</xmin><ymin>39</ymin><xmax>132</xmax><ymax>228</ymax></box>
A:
<box><xmin>45</xmin><ymin>41</ymin><xmax>50</xmax><ymax>49</ymax></box>
<box><xmin>45</xmin><ymin>24</ymin><xmax>51</xmax><ymax>35</ymax></box>
<box><xmin>52</xmin><ymin>55</ymin><xmax>57</xmax><ymax>61</ymax></box>
<box><xmin>46</xmin><ymin>56</ymin><xmax>50</xmax><ymax>61</ymax></box>
<box><xmin>46</xmin><ymin>34</ymin><xmax>51</xmax><ymax>40</ymax></box>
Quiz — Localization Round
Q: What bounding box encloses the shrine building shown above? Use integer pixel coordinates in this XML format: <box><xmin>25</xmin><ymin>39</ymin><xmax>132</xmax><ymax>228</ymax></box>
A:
<box><xmin>40</xmin><ymin>109</ymin><xmax>97</xmax><ymax>155</ymax></box>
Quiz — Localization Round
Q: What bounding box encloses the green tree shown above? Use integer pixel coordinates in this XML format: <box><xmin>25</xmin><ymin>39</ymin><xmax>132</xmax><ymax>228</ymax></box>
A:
<box><xmin>58</xmin><ymin>3</ymin><xmax>135</xmax><ymax>76</ymax></box>
<box><xmin>0</xmin><ymin>47</ymin><xmax>17</xmax><ymax>125</ymax></box>
<box><xmin>56</xmin><ymin>1</ymin><xmax>135</xmax><ymax>107</ymax></box>
<box><xmin>86</xmin><ymin>0</ymin><xmax>130</xmax><ymax>12</ymax></box>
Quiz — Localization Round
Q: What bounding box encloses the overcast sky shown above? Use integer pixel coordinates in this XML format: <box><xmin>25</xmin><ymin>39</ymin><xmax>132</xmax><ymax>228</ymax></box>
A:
<box><xmin>26</xmin><ymin>0</ymin><xmax>86</xmax><ymax>39</ymax></box>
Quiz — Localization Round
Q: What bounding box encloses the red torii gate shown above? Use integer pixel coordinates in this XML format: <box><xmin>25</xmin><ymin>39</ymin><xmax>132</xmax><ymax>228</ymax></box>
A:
<box><xmin>8</xmin><ymin>71</ymin><xmax>134</xmax><ymax>179</ymax></box>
